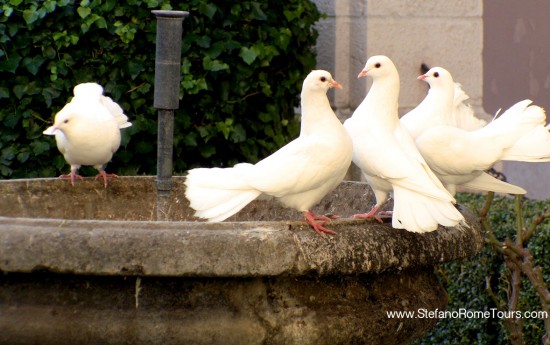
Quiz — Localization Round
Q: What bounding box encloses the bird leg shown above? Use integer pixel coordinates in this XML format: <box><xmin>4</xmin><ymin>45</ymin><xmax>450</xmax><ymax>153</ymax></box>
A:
<box><xmin>59</xmin><ymin>169</ymin><xmax>84</xmax><ymax>186</ymax></box>
<box><xmin>303</xmin><ymin>210</ymin><xmax>336</xmax><ymax>236</ymax></box>
<box><xmin>353</xmin><ymin>205</ymin><xmax>383</xmax><ymax>223</ymax></box>
<box><xmin>95</xmin><ymin>169</ymin><xmax>118</xmax><ymax>188</ymax></box>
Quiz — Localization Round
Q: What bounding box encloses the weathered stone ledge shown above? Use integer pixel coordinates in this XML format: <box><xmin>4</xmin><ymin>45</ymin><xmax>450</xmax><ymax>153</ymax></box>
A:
<box><xmin>0</xmin><ymin>209</ymin><xmax>481</xmax><ymax>277</ymax></box>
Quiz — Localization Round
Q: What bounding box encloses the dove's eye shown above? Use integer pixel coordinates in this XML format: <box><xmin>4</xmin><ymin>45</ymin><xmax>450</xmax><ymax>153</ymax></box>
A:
<box><xmin>433</xmin><ymin>72</ymin><xmax>440</xmax><ymax>78</ymax></box>
<box><xmin>320</xmin><ymin>76</ymin><xmax>327</xmax><ymax>82</ymax></box>
<box><xmin>375</xmin><ymin>63</ymin><xmax>381</xmax><ymax>68</ymax></box>
<box><xmin>63</xmin><ymin>119</ymin><xmax>69</xmax><ymax>124</ymax></box>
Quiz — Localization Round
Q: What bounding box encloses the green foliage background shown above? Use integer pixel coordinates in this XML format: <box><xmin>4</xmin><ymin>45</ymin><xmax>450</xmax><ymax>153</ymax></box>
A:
<box><xmin>0</xmin><ymin>0</ymin><xmax>320</xmax><ymax>178</ymax></box>
<box><xmin>414</xmin><ymin>193</ymin><xmax>549</xmax><ymax>345</ymax></box>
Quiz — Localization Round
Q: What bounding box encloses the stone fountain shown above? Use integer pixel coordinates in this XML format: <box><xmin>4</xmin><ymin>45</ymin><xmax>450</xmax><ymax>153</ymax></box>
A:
<box><xmin>0</xmin><ymin>10</ymin><xmax>484</xmax><ymax>345</ymax></box>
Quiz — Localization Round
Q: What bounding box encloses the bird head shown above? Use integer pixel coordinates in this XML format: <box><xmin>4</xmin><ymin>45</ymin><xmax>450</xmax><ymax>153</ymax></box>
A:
<box><xmin>303</xmin><ymin>70</ymin><xmax>343</xmax><ymax>93</ymax></box>
<box><xmin>73</xmin><ymin>82</ymin><xmax>104</xmax><ymax>99</ymax></box>
<box><xmin>418</xmin><ymin>67</ymin><xmax>454</xmax><ymax>89</ymax></box>
<box><xmin>43</xmin><ymin>107</ymin><xmax>77</xmax><ymax>136</ymax></box>
<box><xmin>357</xmin><ymin>55</ymin><xmax>396</xmax><ymax>79</ymax></box>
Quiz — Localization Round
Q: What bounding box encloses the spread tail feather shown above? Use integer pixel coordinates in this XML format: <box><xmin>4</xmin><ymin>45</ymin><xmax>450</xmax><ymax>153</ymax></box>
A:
<box><xmin>185</xmin><ymin>165</ymin><xmax>261</xmax><ymax>222</ymax></box>
<box><xmin>451</xmin><ymin>83</ymin><xmax>487</xmax><ymax>131</ymax></box>
<box><xmin>461</xmin><ymin>172</ymin><xmax>526</xmax><ymax>194</ymax></box>
<box><xmin>391</xmin><ymin>186</ymin><xmax>464</xmax><ymax>233</ymax></box>
<box><xmin>501</xmin><ymin>124</ymin><xmax>550</xmax><ymax>162</ymax></box>
<box><xmin>100</xmin><ymin>96</ymin><xmax>132</xmax><ymax>128</ymax></box>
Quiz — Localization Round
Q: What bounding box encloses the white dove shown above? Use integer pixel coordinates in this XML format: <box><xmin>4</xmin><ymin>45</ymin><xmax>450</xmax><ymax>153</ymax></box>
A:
<box><xmin>401</xmin><ymin>72</ymin><xmax>486</xmax><ymax>139</ymax></box>
<box><xmin>343</xmin><ymin>56</ymin><xmax>464</xmax><ymax>233</ymax></box>
<box><xmin>43</xmin><ymin>82</ymin><xmax>132</xmax><ymax>187</ymax></box>
<box><xmin>404</xmin><ymin>67</ymin><xmax>550</xmax><ymax>195</ymax></box>
<box><xmin>185</xmin><ymin>70</ymin><xmax>353</xmax><ymax>235</ymax></box>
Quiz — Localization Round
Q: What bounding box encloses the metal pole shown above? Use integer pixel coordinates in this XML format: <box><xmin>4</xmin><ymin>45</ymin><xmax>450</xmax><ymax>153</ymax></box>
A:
<box><xmin>152</xmin><ymin>10</ymin><xmax>188</xmax><ymax>220</ymax></box>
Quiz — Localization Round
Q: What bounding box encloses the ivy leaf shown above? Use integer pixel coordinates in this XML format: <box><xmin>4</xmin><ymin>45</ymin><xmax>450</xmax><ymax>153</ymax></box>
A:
<box><xmin>126</xmin><ymin>60</ymin><xmax>143</xmax><ymax>79</ymax></box>
<box><xmin>21</xmin><ymin>56</ymin><xmax>46</xmax><ymax>75</ymax></box>
<box><xmin>202</xmin><ymin>56</ymin><xmax>229</xmax><ymax>72</ymax></box>
<box><xmin>30</xmin><ymin>141</ymin><xmax>50</xmax><ymax>155</ymax></box>
<box><xmin>3</xmin><ymin>6</ymin><xmax>14</xmax><ymax>17</ymax></box>
<box><xmin>239</xmin><ymin>46</ymin><xmax>260</xmax><ymax>65</ymax></box>
<box><xmin>23</xmin><ymin>9</ymin><xmax>40</xmax><ymax>25</ymax></box>
<box><xmin>0</xmin><ymin>51</ymin><xmax>21</xmax><ymax>73</ymax></box>
<box><xmin>196</xmin><ymin>35</ymin><xmax>211</xmax><ymax>48</ymax></box>
<box><xmin>207</xmin><ymin>41</ymin><xmax>225</xmax><ymax>59</ymax></box>
<box><xmin>199</xmin><ymin>144</ymin><xmax>216</xmax><ymax>158</ymax></box>
<box><xmin>13</xmin><ymin>84</ymin><xmax>25</xmax><ymax>99</ymax></box>
<box><xmin>43</xmin><ymin>0</ymin><xmax>56</xmax><ymax>13</ymax></box>
<box><xmin>0</xmin><ymin>87</ymin><xmax>9</xmax><ymax>98</ymax></box>
<box><xmin>250</xmin><ymin>2</ymin><xmax>267</xmax><ymax>21</ymax></box>
<box><xmin>199</xmin><ymin>3</ymin><xmax>217</xmax><ymax>19</ymax></box>
<box><xmin>77</xmin><ymin>6</ymin><xmax>91</xmax><ymax>19</ymax></box>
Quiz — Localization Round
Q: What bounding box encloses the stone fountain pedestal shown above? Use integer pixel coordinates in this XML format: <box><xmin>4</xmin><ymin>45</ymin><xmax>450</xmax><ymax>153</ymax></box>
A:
<box><xmin>0</xmin><ymin>177</ymin><xmax>483</xmax><ymax>344</ymax></box>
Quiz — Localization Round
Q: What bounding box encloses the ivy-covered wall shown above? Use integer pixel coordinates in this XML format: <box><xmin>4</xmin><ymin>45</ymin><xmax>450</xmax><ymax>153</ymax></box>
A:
<box><xmin>0</xmin><ymin>0</ymin><xmax>320</xmax><ymax>178</ymax></box>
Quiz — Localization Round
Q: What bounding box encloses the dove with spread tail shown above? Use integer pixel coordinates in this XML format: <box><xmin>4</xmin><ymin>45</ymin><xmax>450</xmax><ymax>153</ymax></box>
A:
<box><xmin>343</xmin><ymin>56</ymin><xmax>464</xmax><ymax>233</ymax></box>
<box><xmin>43</xmin><ymin>82</ymin><xmax>132</xmax><ymax>187</ymax></box>
<box><xmin>403</xmin><ymin>67</ymin><xmax>550</xmax><ymax>195</ymax></box>
<box><xmin>185</xmin><ymin>70</ymin><xmax>353</xmax><ymax>235</ymax></box>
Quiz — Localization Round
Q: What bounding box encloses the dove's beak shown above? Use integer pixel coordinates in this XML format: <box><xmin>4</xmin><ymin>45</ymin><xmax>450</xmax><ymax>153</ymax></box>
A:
<box><xmin>43</xmin><ymin>126</ymin><xmax>58</xmax><ymax>135</ymax></box>
<box><xmin>357</xmin><ymin>69</ymin><xmax>369</xmax><ymax>79</ymax></box>
<box><xmin>330</xmin><ymin>80</ymin><xmax>343</xmax><ymax>89</ymax></box>
<box><xmin>417</xmin><ymin>74</ymin><xmax>428</xmax><ymax>80</ymax></box>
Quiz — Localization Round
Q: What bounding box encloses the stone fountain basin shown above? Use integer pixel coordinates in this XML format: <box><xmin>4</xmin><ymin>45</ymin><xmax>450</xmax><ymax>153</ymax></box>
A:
<box><xmin>0</xmin><ymin>176</ymin><xmax>483</xmax><ymax>345</ymax></box>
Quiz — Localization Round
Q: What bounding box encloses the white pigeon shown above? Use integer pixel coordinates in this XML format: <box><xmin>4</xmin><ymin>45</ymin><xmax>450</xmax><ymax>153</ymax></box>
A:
<box><xmin>401</xmin><ymin>73</ymin><xmax>486</xmax><ymax>139</ymax></box>
<box><xmin>43</xmin><ymin>82</ymin><xmax>132</xmax><ymax>187</ymax></box>
<box><xmin>185</xmin><ymin>70</ymin><xmax>353</xmax><ymax>235</ymax></box>
<box><xmin>404</xmin><ymin>67</ymin><xmax>550</xmax><ymax>195</ymax></box>
<box><xmin>343</xmin><ymin>56</ymin><xmax>464</xmax><ymax>233</ymax></box>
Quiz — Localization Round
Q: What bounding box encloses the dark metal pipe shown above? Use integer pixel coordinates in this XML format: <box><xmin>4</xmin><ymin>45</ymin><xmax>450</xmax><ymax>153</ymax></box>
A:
<box><xmin>152</xmin><ymin>10</ymin><xmax>188</xmax><ymax>194</ymax></box>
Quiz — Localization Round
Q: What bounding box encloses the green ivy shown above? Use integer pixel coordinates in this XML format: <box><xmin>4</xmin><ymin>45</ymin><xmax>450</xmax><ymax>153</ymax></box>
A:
<box><xmin>414</xmin><ymin>193</ymin><xmax>550</xmax><ymax>345</ymax></box>
<box><xmin>0</xmin><ymin>0</ymin><xmax>319</xmax><ymax>178</ymax></box>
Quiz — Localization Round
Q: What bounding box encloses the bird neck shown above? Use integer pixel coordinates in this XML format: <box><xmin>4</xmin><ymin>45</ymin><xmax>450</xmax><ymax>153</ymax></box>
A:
<box><xmin>363</xmin><ymin>75</ymin><xmax>400</xmax><ymax>123</ymax></box>
<box><xmin>425</xmin><ymin>86</ymin><xmax>455</xmax><ymax>122</ymax></box>
<box><xmin>299</xmin><ymin>90</ymin><xmax>335</xmax><ymax>136</ymax></box>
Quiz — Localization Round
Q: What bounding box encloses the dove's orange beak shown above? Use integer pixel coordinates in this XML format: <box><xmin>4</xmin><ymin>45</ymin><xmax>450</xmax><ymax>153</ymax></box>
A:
<box><xmin>357</xmin><ymin>69</ymin><xmax>369</xmax><ymax>78</ymax></box>
<box><xmin>417</xmin><ymin>74</ymin><xmax>428</xmax><ymax>80</ymax></box>
<box><xmin>330</xmin><ymin>80</ymin><xmax>343</xmax><ymax>89</ymax></box>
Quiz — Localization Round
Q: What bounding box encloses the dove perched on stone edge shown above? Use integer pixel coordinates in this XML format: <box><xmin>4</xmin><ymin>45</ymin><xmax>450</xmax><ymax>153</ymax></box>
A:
<box><xmin>343</xmin><ymin>56</ymin><xmax>464</xmax><ymax>233</ymax></box>
<box><xmin>403</xmin><ymin>67</ymin><xmax>550</xmax><ymax>195</ymax></box>
<box><xmin>185</xmin><ymin>70</ymin><xmax>353</xmax><ymax>235</ymax></box>
<box><xmin>43</xmin><ymin>82</ymin><xmax>132</xmax><ymax>187</ymax></box>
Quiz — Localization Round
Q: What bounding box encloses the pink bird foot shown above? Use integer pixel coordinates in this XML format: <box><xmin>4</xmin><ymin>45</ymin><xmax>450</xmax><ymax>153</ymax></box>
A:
<box><xmin>353</xmin><ymin>205</ymin><xmax>383</xmax><ymax>223</ymax></box>
<box><xmin>304</xmin><ymin>210</ymin><xmax>336</xmax><ymax>236</ymax></box>
<box><xmin>95</xmin><ymin>170</ymin><xmax>118</xmax><ymax>188</ymax></box>
<box><xmin>59</xmin><ymin>172</ymin><xmax>84</xmax><ymax>186</ymax></box>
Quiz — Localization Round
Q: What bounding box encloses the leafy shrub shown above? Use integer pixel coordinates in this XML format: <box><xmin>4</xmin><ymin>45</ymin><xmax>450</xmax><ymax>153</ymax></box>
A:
<box><xmin>414</xmin><ymin>193</ymin><xmax>549</xmax><ymax>345</ymax></box>
<box><xmin>0</xmin><ymin>0</ymin><xmax>320</xmax><ymax>178</ymax></box>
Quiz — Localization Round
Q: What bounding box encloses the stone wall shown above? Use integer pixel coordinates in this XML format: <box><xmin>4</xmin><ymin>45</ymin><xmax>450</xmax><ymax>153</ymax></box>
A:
<box><xmin>314</xmin><ymin>0</ymin><xmax>484</xmax><ymax>116</ymax></box>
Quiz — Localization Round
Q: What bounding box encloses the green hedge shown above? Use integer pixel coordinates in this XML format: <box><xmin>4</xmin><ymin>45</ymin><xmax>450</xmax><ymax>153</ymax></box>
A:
<box><xmin>414</xmin><ymin>193</ymin><xmax>549</xmax><ymax>345</ymax></box>
<box><xmin>0</xmin><ymin>0</ymin><xmax>320</xmax><ymax>178</ymax></box>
